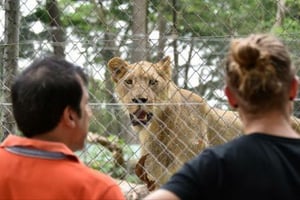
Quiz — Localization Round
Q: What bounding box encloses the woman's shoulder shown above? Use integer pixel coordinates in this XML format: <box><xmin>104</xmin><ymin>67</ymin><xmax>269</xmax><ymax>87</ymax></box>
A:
<box><xmin>207</xmin><ymin>133</ymin><xmax>300</xmax><ymax>160</ymax></box>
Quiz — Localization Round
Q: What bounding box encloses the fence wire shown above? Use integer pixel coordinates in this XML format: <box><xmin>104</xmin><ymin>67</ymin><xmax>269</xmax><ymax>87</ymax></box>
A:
<box><xmin>1</xmin><ymin>0</ymin><xmax>300</xmax><ymax>199</ymax></box>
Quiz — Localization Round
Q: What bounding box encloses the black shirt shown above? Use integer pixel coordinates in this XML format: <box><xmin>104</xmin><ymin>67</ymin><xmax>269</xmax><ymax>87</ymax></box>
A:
<box><xmin>162</xmin><ymin>133</ymin><xmax>300</xmax><ymax>200</ymax></box>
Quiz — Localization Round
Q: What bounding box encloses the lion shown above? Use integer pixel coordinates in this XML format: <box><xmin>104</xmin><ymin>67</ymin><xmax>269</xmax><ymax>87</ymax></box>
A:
<box><xmin>107</xmin><ymin>56</ymin><xmax>300</xmax><ymax>190</ymax></box>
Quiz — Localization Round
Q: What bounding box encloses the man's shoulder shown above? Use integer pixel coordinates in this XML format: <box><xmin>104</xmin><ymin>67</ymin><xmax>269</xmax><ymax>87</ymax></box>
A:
<box><xmin>68</xmin><ymin>162</ymin><xmax>118</xmax><ymax>185</ymax></box>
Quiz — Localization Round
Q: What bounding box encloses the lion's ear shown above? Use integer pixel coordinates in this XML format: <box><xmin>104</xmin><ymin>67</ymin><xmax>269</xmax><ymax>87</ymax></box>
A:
<box><xmin>157</xmin><ymin>56</ymin><xmax>172</xmax><ymax>79</ymax></box>
<box><xmin>107</xmin><ymin>57</ymin><xmax>128</xmax><ymax>82</ymax></box>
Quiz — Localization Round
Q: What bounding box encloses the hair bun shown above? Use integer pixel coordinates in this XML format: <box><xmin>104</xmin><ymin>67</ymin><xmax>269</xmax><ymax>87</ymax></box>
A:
<box><xmin>225</xmin><ymin>33</ymin><xmax>294</xmax><ymax>111</ymax></box>
<box><xmin>231</xmin><ymin>39</ymin><xmax>260</xmax><ymax>71</ymax></box>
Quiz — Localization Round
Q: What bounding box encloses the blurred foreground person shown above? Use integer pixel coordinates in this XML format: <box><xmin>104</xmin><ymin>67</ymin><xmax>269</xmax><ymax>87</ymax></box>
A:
<box><xmin>0</xmin><ymin>57</ymin><xmax>125</xmax><ymax>200</ymax></box>
<box><xmin>144</xmin><ymin>33</ymin><xmax>300</xmax><ymax>200</ymax></box>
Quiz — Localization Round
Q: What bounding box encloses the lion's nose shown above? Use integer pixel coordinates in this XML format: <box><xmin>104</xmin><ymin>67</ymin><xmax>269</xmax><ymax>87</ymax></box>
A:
<box><xmin>132</xmin><ymin>98</ymin><xmax>148</xmax><ymax>103</ymax></box>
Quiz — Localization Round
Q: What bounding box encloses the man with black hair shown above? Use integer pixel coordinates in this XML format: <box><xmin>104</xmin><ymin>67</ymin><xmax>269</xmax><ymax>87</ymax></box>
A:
<box><xmin>0</xmin><ymin>56</ymin><xmax>125</xmax><ymax>200</ymax></box>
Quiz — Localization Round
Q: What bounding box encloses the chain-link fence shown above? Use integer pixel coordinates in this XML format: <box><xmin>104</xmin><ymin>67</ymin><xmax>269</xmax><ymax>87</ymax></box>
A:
<box><xmin>1</xmin><ymin>0</ymin><xmax>300</xmax><ymax>199</ymax></box>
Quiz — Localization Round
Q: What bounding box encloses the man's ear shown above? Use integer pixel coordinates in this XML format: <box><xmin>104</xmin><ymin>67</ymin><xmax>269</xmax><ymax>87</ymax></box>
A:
<box><xmin>224</xmin><ymin>86</ymin><xmax>238</xmax><ymax>108</ymax></box>
<box><xmin>289</xmin><ymin>76</ymin><xmax>299</xmax><ymax>100</ymax></box>
<box><xmin>62</xmin><ymin>107</ymin><xmax>76</xmax><ymax>128</ymax></box>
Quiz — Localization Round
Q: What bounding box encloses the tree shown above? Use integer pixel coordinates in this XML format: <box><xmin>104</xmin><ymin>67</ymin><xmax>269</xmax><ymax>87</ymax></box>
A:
<box><xmin>131</xmin><ymin>0</ymin><xmax>148</xmax><ymax>62</ymax></box>
<box><xmin>46</xmin><ymin>0</ymin><xmax>65</xmax><ymax>58</ymax></box>
<box><xmin>6</xmin><ymin>0</ymin><xmax>300</xmax><ymax>135</ymax></box>
<box><xmin>157</xmin><ymin>1</ymin><xmax>168</xmax><ymax>60</ymax></box>
<box><xmin>1</xmin><ymin>0</ymin><xmax>20</xmax><ymax>140</ymax></box>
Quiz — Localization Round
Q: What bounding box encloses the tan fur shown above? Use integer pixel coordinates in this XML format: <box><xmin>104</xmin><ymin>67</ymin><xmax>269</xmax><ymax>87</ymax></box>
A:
<box><xmin>107</xmin><ymin>56</ymin><xmax>300</xmax><ymax>189</ymax></box>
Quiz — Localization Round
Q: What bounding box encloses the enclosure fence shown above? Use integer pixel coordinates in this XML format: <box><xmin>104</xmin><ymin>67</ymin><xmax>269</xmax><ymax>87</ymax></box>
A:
<box><xmin>1</xmin><ymin>0</ymin><xmax>300</xmax><ymax>199</ymax></box>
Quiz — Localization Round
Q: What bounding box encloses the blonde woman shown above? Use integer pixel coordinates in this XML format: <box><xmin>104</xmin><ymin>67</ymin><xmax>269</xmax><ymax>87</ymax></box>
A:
<box><xmin>144</xmin><ymin>33</ymin><xmax>300</xmax><ymax>200</ymax></box>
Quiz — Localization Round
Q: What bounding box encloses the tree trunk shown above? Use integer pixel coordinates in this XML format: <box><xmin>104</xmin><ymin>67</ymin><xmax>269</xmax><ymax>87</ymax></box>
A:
<box><xmin>183</xmin><ymin>37</ymin><xmax>194</xmax><ymax>89</ymax></box>
<box><xmin>272</xmin><ymin>0</ymin><xmax>286</xmax><ymax>29</ymax></box>
<box><xmin>157</xmin><ymin>1</ymin><xmax>167</xmax><ymax>60</ymax></box>
<box><xmin>172</xmin><ymin>0</ymin><xmax>179</xmax><ymax>85</ymax></box>
<box><xmin>46</xmin><ymin>0</ymin><xmax>65</xmax><ymax>58</ymax></box>
<box><xmin>102</xmin><ymin>32</ymin><xmax>124</xmax><ymax>137</ymax></box>
<box><xmin>131</xmin><ymin>0</ymin><xmax>148</xmax><ymax>63</ymax></box>
<box><xmin>1</xmin><ymin>0</ymin><xmax>20</xmax><ymax>140</ymax></box>
<box><xmin>91</xmin><ymin>0</ymin><xmax>136</xmax><ymax>143</ymax></box>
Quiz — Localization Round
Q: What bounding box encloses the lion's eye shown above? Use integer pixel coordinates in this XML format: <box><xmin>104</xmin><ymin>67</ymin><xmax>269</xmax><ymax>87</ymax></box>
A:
<box><xmin>149</xmin><ymin>79</ymin><xmax>158</xmax><ymax>86</ymax></box>
<box><xmin>124</xmin><ymin>79</ymin><xmax>133</xmax><ymax>85</ymax></box>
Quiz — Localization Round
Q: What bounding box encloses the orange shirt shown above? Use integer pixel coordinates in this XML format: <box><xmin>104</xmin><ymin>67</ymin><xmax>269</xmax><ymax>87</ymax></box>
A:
<box><xmin>0</xmin><ymin>135</ymin><xmax>125</xmax><ymax>200</ymax></box>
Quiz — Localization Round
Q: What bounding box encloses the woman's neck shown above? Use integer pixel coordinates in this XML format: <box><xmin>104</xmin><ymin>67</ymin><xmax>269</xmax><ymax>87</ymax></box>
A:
<box><xmin>241</xmin><ymin>110</ymin><xmax>300</xmax><ymax>139</ymax></box>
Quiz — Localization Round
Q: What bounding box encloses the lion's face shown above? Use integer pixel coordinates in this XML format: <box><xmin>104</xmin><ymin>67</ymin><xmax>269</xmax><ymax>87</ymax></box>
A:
<box><xmin>108</xmin><ymin>56</ymin><xmax>172</xmax><ymax>126</ymax></box>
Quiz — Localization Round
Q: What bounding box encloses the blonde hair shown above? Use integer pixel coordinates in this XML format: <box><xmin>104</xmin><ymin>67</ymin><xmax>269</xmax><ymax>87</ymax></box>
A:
<box><xmin>225</xmin><ymin>33</ymin><xmax>295</xmax><ymax>112</ymax></box>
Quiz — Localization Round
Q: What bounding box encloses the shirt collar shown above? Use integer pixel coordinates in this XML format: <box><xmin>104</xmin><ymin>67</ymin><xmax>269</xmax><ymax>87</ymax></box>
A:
<box><xmin>0</xmin><ymin>134</ymin><xmax>79</xmax><ymax>161</ymax></box>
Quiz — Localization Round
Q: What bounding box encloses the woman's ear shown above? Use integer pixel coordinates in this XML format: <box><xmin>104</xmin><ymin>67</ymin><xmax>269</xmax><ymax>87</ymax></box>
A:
<box><xmin>289</xmin><ymin>76</ymin><xmax>299</xmax><ymax>101</ymax></box>
<box><xmin>62</xmin><ymin>107</ymin><xmax>76</xmax><ymax>128</ymax></box>
<box><xmin>224</xmin><ymin>86</ymin><xmax>238</xmax><ymax>108</ymax></box>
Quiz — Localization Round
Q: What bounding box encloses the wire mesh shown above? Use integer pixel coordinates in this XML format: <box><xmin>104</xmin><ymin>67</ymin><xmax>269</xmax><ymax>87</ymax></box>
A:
<box><xmin>1</xmin><ymin>0</ymin><xmax>300</xmax><ymax>199</ymax></box>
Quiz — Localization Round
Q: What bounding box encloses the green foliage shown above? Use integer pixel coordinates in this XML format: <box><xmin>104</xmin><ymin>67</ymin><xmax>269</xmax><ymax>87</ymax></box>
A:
<box><xmin>111</xmin><ymin>1</ymin><xmax>132</xmax><ymax>22</ymax></box>
<box><xmin>34</xmin><ymin>7</ymin><xmax>51</xmax><ymax>24</ymax></box>
<box><xmin>61</xmin><ymin>2</ymin><xmax>100</xmax><ymax>32</ymax></box>
<box><xmin>88</xmin><ymin>78</ymin><xmax>115</xmax><ymax>134</ymax></box>
<box><xmin>17</xmin><ymin>0</ymin><xmax>300</xmax><ymax>110</ymax></box>
<box><xmin>77</xmin><ymin>139</ymin><xmax>141</xmax><ymax>183</ymax></box>
<box><xmin>174</xmin><ymin>0</ymin><xmax>277</xmax><ymax>37</ymax></box>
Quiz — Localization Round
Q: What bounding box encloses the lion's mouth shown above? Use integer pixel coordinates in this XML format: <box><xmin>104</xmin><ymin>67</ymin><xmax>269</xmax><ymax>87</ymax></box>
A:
<box><xmin>130</xmin><ymin>109</ymin><xmax>153</xmax><ymax>126</ymax></box>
